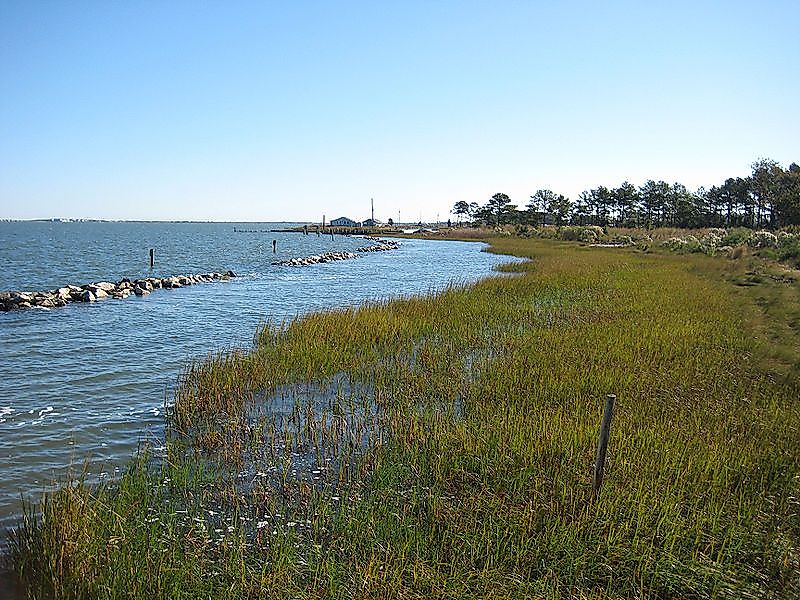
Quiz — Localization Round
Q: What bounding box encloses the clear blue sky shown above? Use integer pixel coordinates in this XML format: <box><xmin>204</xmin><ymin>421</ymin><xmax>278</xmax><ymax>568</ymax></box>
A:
<box><xmin>1</xmin><ymin>1</ymin><xmax>797</xmax><ymax>222</ymax></box>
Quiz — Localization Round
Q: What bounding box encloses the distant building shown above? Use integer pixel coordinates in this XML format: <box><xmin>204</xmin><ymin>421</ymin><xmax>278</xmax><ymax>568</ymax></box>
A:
<box><xmin>330</xmin><ymin>216</ymin><xmax>359</xmax><ymax>227</ymax></box>
<box><xmin>362</xmin><ymin>218</ymin><xmax>383</xmax><ymax>227</ymax></box>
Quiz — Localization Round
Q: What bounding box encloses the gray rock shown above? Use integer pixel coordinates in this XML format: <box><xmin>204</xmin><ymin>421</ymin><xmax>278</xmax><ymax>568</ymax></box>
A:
<box><xmin>37</xmin><ymin>296</ymin><xmax>60</xmax><ymax>308</ymax></box>
<box><xmin>4</xmin><ymin>267</ymin><xmax>236</xmax><ymax>311</ymax></box>
<box><xmin>11</xmin><ymin>292</ymin><xmax>34</xmax><ymax>303</ymax></box>
<box><xmin>89</xmin><ymin>287</ymin><xmax>109</xmax><ymax>299</ymax></box>
<box><xmin>94</xmin><ymin>281</ymin><xmax>116</xmax><ymax>292</ymax></box>
<box><xmin>272</xmin><ymin>251</ymin><xmax>359</xmax><ymax>267</ymax></box>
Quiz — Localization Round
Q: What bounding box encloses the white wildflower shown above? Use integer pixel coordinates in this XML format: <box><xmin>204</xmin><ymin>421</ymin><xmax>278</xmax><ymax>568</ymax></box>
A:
<box><xmin>748</xmin><ymin>230</ymin><xmax>778</xmax><ymax>248</ymax></box>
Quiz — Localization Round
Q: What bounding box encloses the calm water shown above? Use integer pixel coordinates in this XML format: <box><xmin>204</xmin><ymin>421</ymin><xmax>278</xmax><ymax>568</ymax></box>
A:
<box><xmin>0</xmin><ymin>221</ymin><xmax>513</xmax><ymax>540</ymax></box>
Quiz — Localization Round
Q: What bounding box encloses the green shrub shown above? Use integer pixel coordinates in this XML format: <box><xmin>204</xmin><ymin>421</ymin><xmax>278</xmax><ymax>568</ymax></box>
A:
<box><xmin>662</xmin><ymin>235</ymin><xmax>703</xmax><ymax>253</ymax></box>
<box><xmin>558</xmin><ymin>226</ymin><xmax>603</xmax><ymax>243</ymax></box>
<box><xmin>721</xmin><ymin>227</ymin><xmax>752</xmax><ymax>247</ymax></box>
<box><xmin>535</xmin><ymin>226</ymin><xmax>558</xmax><ymax>239</ymax></box>
<box><xmin>758</xmin><ymin>248</ymin><xmax>778</xmax><ymax>261</ymax></box>
<box><xmin>558</xmin><ymin>226</ymin><xmax>583</xmax><ymax>242</ymax></box>
<box><xmin>748</xmin><ymin>230</ymin><xmax>779</xmax><ymax>249</ymax></box>
<box><xmin>778</xmin><ymin>236</ymin><xmax>800</xmax><ymax>265</ymax></box>
<box><xmin>613</xmin><ymin>234</ymin><xmax>633</xmax><ymax>246</ymax></box>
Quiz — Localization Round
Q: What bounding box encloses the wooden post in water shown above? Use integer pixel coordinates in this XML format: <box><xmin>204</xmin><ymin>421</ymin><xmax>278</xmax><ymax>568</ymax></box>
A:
<box><xmin>149</xmin><ymin>248</ymin><xmax>155</xmax><ymax>268</ymax></box>
<box><xmin>272</xmin><ymin>240</ymin><xmax>277</xmax><ymax>253</ymax></box>
<box><xmin>592</xmin><ymin>394</ymin><xmax>616</xmax><ymax>499</ymax></box>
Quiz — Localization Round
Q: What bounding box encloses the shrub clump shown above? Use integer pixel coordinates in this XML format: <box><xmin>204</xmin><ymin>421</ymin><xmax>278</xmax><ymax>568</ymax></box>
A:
<box><xmin>661</xmin><ymin>235</ymin><xmax>703</xmax><ymax>253</ymax></box>
<box><xmin>657</xmin><ymin>228</ymin><xmax>790</xmax><ymax>259</ymax></box>
<box><xmin>613</xmin><ymin>234</ymin><xmax>634</xmax><ymax>246</ymax></box>
<box><xmin>748</xmin><ymin>230</ymin><xmax>779</xmax><ymax>249</ymax></box>
<box><xmin>721</xmin><ymin>228</ymin><xmax>752</xmax><ymax>247</ymax></box>
<box><xmin>700</xmin><ymin>228</ymin><xmax>727</xmax><ymax>249</ymax></box>
<box><xmin>556</xmin><ymin>226</ymin><xmax>584</xmax><ymax>242</ymax></box>
<box><xmin>535</xmin><ymin>226</ymin><xmax>558</xmax><ymax>239</ymax></box>
<box><xmin>557</xmin><ymin>225</ymin><xmax>604</xmax><ymax>243</ymax></box>
<box><xmin>777</xmin><ymin>231</ymin><xmax>799</xmax><ymax>248</ymax></box>
<box><xmin>661</xmin><ymin>237</ymin><xmax>687</xmax><ymax>251</ymax></box>
<box><xmin>777</xmin><ymin>233</ymin><xmax>800</xmax><ymax>265</ymax></box>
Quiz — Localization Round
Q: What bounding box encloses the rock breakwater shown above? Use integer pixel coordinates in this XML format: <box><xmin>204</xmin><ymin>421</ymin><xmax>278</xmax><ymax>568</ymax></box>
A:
<box><xmin>272</xmin><ymin>240</ymin><xmax>400</xmax><ymax>267</ymax></box>
<box><xmin>356</xmin><ymin>240</ymin><xmax>400</xmax><ymax>252</ymax></box>
<box><xmin>1</xmin><ymin>271</ymin><xmax>236</xmax><ymax>312</ymax></box>
<box><xmin>272</xmin><ymin>251</ymin><xmax>358</xmax><ymax>267</ymax></box>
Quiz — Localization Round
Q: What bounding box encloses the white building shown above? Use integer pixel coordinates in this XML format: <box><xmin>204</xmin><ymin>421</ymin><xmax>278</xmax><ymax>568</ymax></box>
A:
<box><xmin>330</xmin><ymin>216</ymin><xmax>359</xmax><ymax>227</ymax></box>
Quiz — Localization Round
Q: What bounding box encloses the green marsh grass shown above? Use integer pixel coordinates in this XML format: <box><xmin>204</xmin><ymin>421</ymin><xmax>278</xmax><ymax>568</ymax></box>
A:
<box><xmin>9</xmin><ymin>238</ymin><xmax>800</xmax><ymax>598</ymax></box>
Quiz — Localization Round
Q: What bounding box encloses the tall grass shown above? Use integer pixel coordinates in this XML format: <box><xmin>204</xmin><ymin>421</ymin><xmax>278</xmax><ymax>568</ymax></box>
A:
<box><xmin>9</xmin><ymin>238</ymin><xmax>800</xmax><ymax>598</ymax></box>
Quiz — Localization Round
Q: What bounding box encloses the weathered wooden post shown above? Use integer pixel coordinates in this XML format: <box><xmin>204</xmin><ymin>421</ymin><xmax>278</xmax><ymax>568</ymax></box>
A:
<box><xmin>593</xmin><ymin>394</ymin><xmax>616</xmax><ymax>499</ymax></box>
<box><xmin>272</xmin><ymin>240</ymin><xmax>277</xmax><ymax>253</ymax></box>
<box><xmin>149</xmin><ymin>248</ymin><xmax>155</xmax><ymax>268</ymax></box>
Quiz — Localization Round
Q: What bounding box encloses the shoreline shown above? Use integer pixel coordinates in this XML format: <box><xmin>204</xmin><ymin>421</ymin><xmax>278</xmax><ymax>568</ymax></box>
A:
<box><xmin>0</xmin><ymin>235</ymin><xmax>506</xmax><ymax>545</ymax></box>
<box><xmin>6</xmin><ymin>236</ymin><xmax>800</xmax><ymax>598</ymax></box>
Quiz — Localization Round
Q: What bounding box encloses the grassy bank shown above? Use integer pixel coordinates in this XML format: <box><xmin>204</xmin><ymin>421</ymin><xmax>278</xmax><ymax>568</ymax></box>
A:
<box><xmin>8</xmin><ymin>238</ymin><xmax>800</xmax><ymax>598</ymax></box>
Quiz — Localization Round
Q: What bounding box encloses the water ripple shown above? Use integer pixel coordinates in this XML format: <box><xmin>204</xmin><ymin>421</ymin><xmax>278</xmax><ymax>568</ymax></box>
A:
<box><xmin>0</xmin><ymin>221</ymin><xmax>520</xmax><ymax>538</ymax></box>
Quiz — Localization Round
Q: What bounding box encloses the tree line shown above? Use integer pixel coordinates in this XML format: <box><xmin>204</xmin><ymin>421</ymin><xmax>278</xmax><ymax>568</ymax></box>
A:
<box><xmin>453</xmin><ymin>159</ymin><xmax>800</xmax><ymax>229</ymax></box>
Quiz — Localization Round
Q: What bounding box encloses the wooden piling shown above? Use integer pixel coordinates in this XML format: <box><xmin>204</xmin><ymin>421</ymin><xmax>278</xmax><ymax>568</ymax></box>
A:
<box><xmin>149</xmin><ymin>248</ymin><xmax>154</xmax><ymax>268</ymax></box>
<box><xmin>592</xmin><ymin>394</ymin><xmax>616</xmax><ymax>499</ymax></box>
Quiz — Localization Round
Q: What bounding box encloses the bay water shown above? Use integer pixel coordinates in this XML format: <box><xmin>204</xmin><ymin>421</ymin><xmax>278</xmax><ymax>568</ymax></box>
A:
<box><xmin>0</xmin><ymin>221</ymin><xmax>512</xmax><ymax>541</ymax></box>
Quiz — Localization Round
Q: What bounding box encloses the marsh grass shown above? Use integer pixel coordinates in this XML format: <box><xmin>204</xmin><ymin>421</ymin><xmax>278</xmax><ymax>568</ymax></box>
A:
<box><xmin>9</xmin><ymin>238</ymin><xmax>800</xmax><ymax>598</ymax></box>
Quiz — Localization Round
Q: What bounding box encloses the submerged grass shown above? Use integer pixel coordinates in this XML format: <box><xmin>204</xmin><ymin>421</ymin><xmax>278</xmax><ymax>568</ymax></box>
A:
<box><xmin>9</xmin><ymin>238</ymin><xmax>800</xmax><ymax>598</ymax></box>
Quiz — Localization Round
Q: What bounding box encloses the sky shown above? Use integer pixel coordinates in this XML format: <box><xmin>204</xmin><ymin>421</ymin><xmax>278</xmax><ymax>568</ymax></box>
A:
<box><xmin>1</xmin><ymin>1</ymin><xmax>798</xmax><ymax>222</ymax></box>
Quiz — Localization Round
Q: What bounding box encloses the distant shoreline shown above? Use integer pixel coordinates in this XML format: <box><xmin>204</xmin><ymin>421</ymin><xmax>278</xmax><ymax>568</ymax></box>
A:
<box><xmin>0</xmin><ymin>219</ymin><xmax>441</xmax><ymax>228</ymax></box>
<box><xmin>0</xmin><ymin>219</ymin><xmax>304</xmax><ymax>224</ymax></box>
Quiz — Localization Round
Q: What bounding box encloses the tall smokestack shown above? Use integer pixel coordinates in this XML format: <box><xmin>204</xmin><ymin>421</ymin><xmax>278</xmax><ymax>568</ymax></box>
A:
<box><xmin>371</xmin><ymin>198</ymin><xmax>374</xmax><ymax>222</ymax></box>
